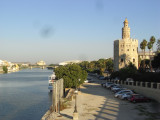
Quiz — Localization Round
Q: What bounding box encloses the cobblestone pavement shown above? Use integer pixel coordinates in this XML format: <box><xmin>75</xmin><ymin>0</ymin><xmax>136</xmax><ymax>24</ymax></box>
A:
<box><xmin>54</xmin><ymin>77</ymin><xmax>160</xmax><ymax>120</ymax></box>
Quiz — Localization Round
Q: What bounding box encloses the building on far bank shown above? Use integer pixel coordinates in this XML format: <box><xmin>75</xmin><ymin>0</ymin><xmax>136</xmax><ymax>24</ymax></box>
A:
<box><xmin>114</xmin><ymin>18</ymin><xmax>138</xmax><ymax>71</ymax></box>
<box><xmin>138</xmin><ymin>51</ymin><xmax>156</xmax><ymax>61</ymax></box>
<box><xmin>0</xmin><ymin>59</ymin><xmax>19</xmax><ymax>72</ymax></box>
<box><xmin>59</xmin><ymin>60</ymin><xmax>82</xmax><ymax>66</ymax></box>
<box><xmin>36</xmin><ymin>60</ymin><xmax>46</xmax><ymax>66</ymax></box>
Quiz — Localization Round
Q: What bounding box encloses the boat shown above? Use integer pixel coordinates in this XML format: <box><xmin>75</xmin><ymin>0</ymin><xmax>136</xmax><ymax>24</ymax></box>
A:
<box><xmin>48</xmin><ymin>72</ymin><xmax>56</xmax><ymax>92</ymax></box>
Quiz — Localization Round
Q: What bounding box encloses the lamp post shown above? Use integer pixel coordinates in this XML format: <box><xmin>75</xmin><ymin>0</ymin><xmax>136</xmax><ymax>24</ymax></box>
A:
<box><xmin>74</xmin><ymin>89</ymin><xmax>78</xmax><ymax>113</ymax></box>
<box><xmin>73</xmin><ymin>79</ymin><xmax>79</xmax><ymax>120</ymax></box>
<box><xmin>78</xmin><ymin>79</ymin><xmax>81</xmax><ymax>91</ymax></box>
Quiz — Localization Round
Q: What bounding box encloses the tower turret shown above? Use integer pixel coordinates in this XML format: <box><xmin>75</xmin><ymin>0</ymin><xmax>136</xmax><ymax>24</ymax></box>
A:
<box><xmin>122</xmin><ymin>18</ymin><xmax>130</xmax><ymax>39</ymax></box>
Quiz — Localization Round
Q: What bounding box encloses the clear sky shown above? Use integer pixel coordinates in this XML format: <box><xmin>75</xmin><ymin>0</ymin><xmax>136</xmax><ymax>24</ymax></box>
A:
<box><xmin>0</xmin><ymin>0</ymin><xmax>160</xmax><ymax>64</ymax></box>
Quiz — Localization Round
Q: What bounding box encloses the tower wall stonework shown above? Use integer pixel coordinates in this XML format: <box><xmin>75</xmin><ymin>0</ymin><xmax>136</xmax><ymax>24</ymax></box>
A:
<box><xmin>114</xmin><ymin>19</ymin><xmax>138</xmax><ymax>71</ymax></box>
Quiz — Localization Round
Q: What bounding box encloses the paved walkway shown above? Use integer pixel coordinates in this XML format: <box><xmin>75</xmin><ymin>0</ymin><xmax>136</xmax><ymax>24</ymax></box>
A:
<box><xmin>54</xmin><ymin>80</ymin><xmax>159</xmax><ymax>120</ymax></box>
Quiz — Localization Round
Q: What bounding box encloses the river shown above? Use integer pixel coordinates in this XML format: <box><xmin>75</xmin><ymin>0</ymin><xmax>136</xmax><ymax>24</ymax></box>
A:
<box><xmin>0</xmin><ymin>68</ymin><xmax>53</xmax><ymax>120</ymax></box>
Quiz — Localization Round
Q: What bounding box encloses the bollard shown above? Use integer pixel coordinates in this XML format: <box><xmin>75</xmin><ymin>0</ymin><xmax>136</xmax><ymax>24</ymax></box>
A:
<box><xmin>157</xmin><ymin>83</ymin><xmax>160</xmax><ymax>89</ymax></box>
<box><xmin>145</xmin><ymin>82</ymin><xmax>149</xmax><ymax>88</ymax></box>
<box><xmin>151</xmin><ymin>82</ymin><xmax>154</xmax><ymax>89</ymax></box>
<box><xmin>131</xmin><ymin>82</ymin><xmax>134</xmax><ymax>86</ymax></box>
<box><xmin>121</xmin><ymin>81</ymin><xmax>123</xmax><ymax>85</ymax></box>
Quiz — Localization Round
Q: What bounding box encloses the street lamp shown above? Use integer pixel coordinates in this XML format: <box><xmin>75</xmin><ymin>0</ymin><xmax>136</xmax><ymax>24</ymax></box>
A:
<box><xmin>74</xmin><ymin>89</ymin><xmax>78</xmax><ymax>113</ymax></box>
<box><xmin>78</xmin><ymin>79</ymin><xmax>81</xmax><ymax>91</ymax></box>
<box><xmin>73</xmin><ymin>79</ymin><xmax>79</xmax><ymax>120</ymax></box>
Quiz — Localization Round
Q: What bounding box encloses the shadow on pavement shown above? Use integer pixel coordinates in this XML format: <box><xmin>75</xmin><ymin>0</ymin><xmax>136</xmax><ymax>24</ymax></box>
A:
<box><xmin>59</xmin><ymin>113</ymin><xmax>73</xmax><ymax>119</ymax></box>
<box><xmin>80</xmin><ymin>78</ymin><xmax>160</xmax><ymax>120</ymax></box>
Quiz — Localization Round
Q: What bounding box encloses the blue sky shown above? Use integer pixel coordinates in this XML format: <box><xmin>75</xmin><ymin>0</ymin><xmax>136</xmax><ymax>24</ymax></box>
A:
<box><xmin>0</xmin><ymin>0</ymin><xmax>160</xmax><ymax>64</ymax></box>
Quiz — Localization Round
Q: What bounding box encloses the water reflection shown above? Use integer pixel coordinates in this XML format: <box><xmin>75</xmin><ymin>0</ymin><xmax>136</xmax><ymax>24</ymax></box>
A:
<box><xmin>0</xmin><ymin>68</ymin><xmax>53</xmax><ymax>120</ymax></box>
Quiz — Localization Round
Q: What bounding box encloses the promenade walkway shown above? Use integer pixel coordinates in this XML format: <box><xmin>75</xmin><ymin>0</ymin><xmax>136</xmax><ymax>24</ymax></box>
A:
<box><xmin>54</xmin><ymin>80</ymin><xmax>159</xmax><ymax>120</ymax></box>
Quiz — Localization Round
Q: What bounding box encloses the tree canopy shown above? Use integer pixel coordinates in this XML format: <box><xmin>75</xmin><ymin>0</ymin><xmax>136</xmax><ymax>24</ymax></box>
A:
<box><xmin>54</xmin><ymin>64</ymin><xmax>87</xmax><ymax>88</ymax></box>
<box><xmin>79</xmin><ymin>58</ymin><xmax>113</xmax><ymax>75</ymax></box>
<box><xmin>111</xmin><ymin>62</ymin><xmax>137</xmax><ymax>80</ymax></box>
<box><xmin>152</xmin><ymin>53</ymin><xmax>160</xmax><ymax>70</ymax></box>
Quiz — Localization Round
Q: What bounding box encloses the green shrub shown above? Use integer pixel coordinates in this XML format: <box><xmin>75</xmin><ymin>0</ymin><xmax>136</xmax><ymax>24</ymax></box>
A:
<box><xmin>3</xmin><ymin>66</ymin><xmax>8</xmax><ymax>73</ymax></box>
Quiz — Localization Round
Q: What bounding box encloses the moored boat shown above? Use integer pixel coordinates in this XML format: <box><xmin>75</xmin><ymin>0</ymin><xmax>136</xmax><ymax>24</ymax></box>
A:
<box><xmin>48</xmin><ymin>72</ymin><xmax>56</xmax><ymax>92</ymax></box>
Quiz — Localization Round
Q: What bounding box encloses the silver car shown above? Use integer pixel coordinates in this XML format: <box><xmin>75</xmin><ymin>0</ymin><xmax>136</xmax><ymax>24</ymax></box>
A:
<box><xmin>114</xmin><ymin>90</ymin><xmax>133</xmax><ymax>98</ymax></box>
<box><xmin>119</xmin><ymin>92</ymin><xmax>133</xmax><ymax>100</ymax></box>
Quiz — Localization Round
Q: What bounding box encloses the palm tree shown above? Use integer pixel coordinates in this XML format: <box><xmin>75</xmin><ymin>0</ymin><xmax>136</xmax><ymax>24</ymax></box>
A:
<box><xmin>140</xmin><ymin>39</ymin><xmax>147</xmax><ymax>69</ymax></box>
<box><xmin>157</xmin><ymin>39</ymin><xmax>160</xmax><ymax>53</ymax></box>
<box><xmin>150</xmin><ymin>36</ymin><xmax>156</xmax><ymax>52</ymax></box>
<box><xmin>147</xmin><ymin>42</ymin><xmax>153</xmax><ymax>71</ymax></box>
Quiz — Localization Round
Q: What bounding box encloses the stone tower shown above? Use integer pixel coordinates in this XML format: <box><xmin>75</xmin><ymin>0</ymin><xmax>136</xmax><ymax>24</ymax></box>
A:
<box><xmin>122</xmin><ymin>18</ymin><xmax>130</xmax><ymax>39</ymax></box>
<box><xmin>114</xmin><ymin>18</ymin><xmax>138</xmax><ymax>71</ymax></box>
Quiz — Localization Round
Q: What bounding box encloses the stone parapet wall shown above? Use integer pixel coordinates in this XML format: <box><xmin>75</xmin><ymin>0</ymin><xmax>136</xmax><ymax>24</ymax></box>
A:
<box><xmin>122</xmin><ymin>84</ymin><xmax>160</xmax><ymax>102</ymax></box>
<box><xmin>109</xmin><ymin>80</ymin><xmax>160</xmax><ymax>102</ymax></box>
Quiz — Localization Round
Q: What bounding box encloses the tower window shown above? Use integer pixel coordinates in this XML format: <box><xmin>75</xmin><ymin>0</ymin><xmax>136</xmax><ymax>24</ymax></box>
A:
<box><xmin>133</xmin><ymin>49</ymin><xmax>134</xmax><ymax>51</ymax></box>
<box><xmin>133</xmin><ymin>59</ymin><xmax>135</xmax><ymax>62</ymax></box>
<box><xmin>121</xmin><ymin>58</ymin><xmax>123</xmax><ymax>62</ymax></box>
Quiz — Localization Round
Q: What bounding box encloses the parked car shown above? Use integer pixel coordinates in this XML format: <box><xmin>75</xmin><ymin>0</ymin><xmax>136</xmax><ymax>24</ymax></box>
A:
<box><xmin>119</xmin><ymin>92</ymin><xmax>133</xmax><ymax>100</ymax></box>
<box><xmin>113</xmin><ymin>77</ymin><xmax>120</xmax><ymax>82</ymax></box>
<box><xmin>128</xmin><ymin>94</ymin><xmax>151</xmax><ymax>103</ymax></box>
<box><xmin>106</xmin><ymin>83</ymin><xmax>115</xmax><ymax>89</ymax></box>
<box><xmin>99</xmin><ymin>76</ymin><xmax>105</xmax><ymax>80</ymax></box>
<box><xmin>125</xmin><ymin>78</ymin><xmax>134</xmax><ymax>82</ymax></box>
<box><xmin>111</xmin><ymin>85</ymin><xmax>122</xmax><ymax>91</ymax></box>
<box><xmin>101</xmin><ymin>82</ymin><xmax>106</xmax><ymax>87</ymax></box>
<box><xmin>115</xmin><ymin>90</ymin><xmax>133</xmax><ymax>98</ymax></box>
<box><xmin>105</xmin><ymin>82</ymin><xmax>113</xmax><ymax>88</ymax></box>
<box><xmin>107</xmin><ymin>84</ymin><xmax>117</xmax><ymax>89</ymax></box>
<box><xmin>113</xmin><ymin>88</ymin><xmax>127</xmax><ymax>93</ymax></box>
<box><xmin>84</xmin><ymin>80</ymin><xmax>89</xmax><ymax>83</ymax></box>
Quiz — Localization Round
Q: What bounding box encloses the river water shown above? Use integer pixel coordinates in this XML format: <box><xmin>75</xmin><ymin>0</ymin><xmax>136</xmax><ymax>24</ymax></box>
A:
<box><xmin>0</xmin><ymin>68</ymin><xmax>53</xmax><ymax>120</ymax></box>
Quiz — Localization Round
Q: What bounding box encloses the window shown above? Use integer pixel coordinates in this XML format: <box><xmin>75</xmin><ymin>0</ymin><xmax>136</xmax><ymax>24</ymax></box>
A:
<box><xmin>133</xmin><ymin>49</ymin><xmax>134</xmax><ymax>51</ymax></box>
<box><xmin>127</xmin><ymin>49</ymin><xmax>129</xmax><ymax>51</ymax></box>
<box><xmin>121</xmin><ymin>58</ymin><xmax>123</xmax><ymax>62</ymax></box>
<box><xmin>133</xmin><ymin>59</ymin><xmax>135</xmax><ymax>62</ymax></box>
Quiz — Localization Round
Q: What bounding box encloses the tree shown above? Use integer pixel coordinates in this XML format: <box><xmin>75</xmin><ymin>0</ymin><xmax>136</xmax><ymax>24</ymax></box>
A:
<box><xmin>110</xmin><ymin>62</ymin><xmax>137</xmax><ymax>80</ymax></box>
<box><xmin>150</xmin><ymin>36</ymin><xmax>156</xmax><ymax>51</ymax></box>
<box><xmin>147</xmin><ymin>41</ymin><xmax>153</xmax><ymax>70</ymax></box>
<box><xmin>140</xmin><ymin>39</ymin><xmax>147</xmax><ymax>69</ymax></box>
<box><xmin>106</xmin><ymin>58</ymin><xmax>113</xmax><ymax>73</ymax></box>
<box><xmin>3</xmin><ymin>66</ymin><xmax>8</xmax><ymax>73</ymax></box>
<box><xmin>55</xmin><ymin>64</ymin><xmax>87</xmax><ymax>88</ymax></box>
<box><xmin>157</xmin><ymin>39</ymin><xmax>160</xmax><ymax>53</ymax></box>
<box><xmin>152</xmin><ymin>53</ymin><xmax>160</xmax><ymax>70</ymax></box>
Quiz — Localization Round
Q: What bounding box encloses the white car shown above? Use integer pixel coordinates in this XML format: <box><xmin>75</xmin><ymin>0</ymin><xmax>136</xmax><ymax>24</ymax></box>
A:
<box><xmin>125</xmin><ymin>78</ymin><xmax>134</xmax><ymax>82</ymax></box>
<box><xmin>119</xmin><ymin>92</ymin><xmax>133</xmax><ymax>100</ymax></box>
<box><xmin>111</xmin><ymin>85</ymin><xmax>122</xmax><ymax>91</ymax></box>
<box><xmin>114</xmin><ymin>90</ymin><xmax>133</xmax><ymax>98</ymax></box>
<box><xmin>84</xmin><ymin>80</ymin><xmax>89</xmax><ymax>83</ymax></box>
